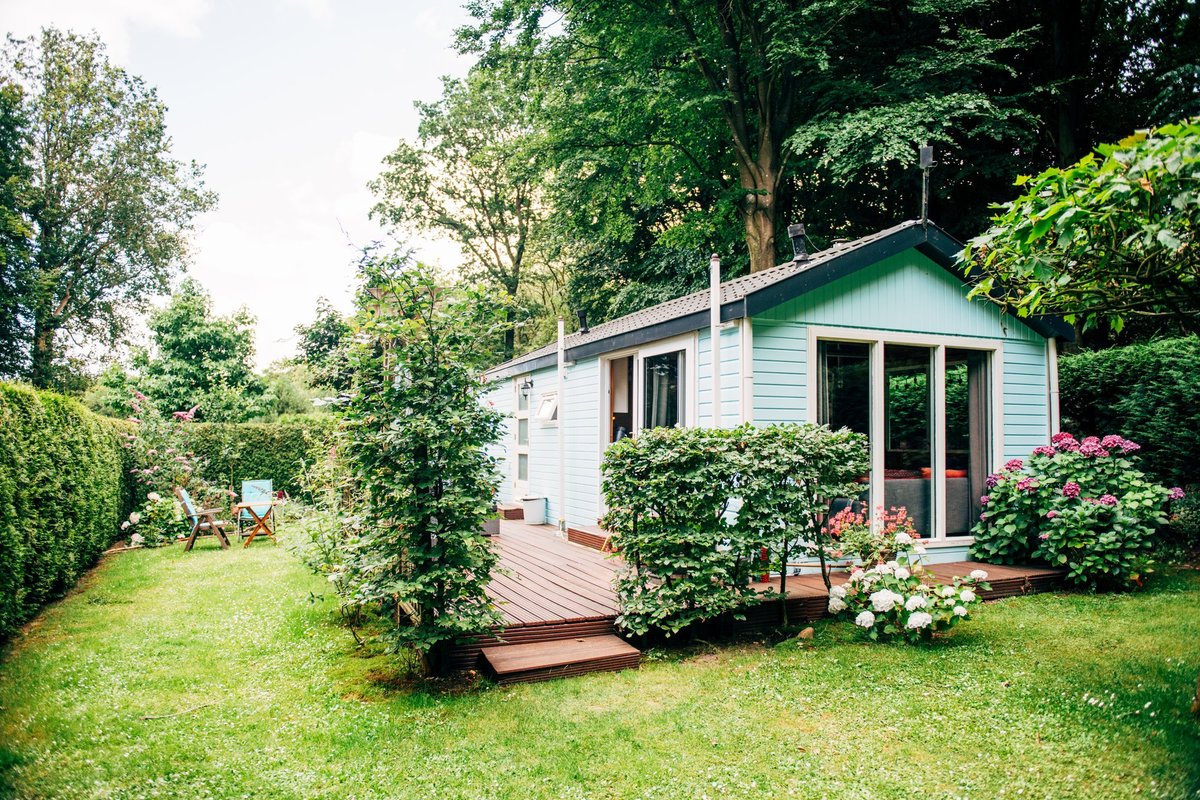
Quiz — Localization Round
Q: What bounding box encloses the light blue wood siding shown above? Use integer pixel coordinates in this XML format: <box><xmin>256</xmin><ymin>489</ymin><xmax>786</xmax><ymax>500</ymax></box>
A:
<box><xmin>483</xmin><ymin>378</ymin><xmax>514</xmax><ymax>505</ymax></box>
<box><xmin>563</xmin><ymin>357</ymin><xmax>601</xmax><ymax>527</ymax></box>
<box><xmin>697</xmin><ymin>323</ymin><xmax>743</xmax><ymax>427</ymax></box>
<box><xmin>1002</xmin><ymin>339</ymin><xmax>1052</xmax><ymax>460</ymax></box>
<box><xmin>752</xmin><ymin>319</ymin><xmax>807</xmax><ymax>425</ymax></box>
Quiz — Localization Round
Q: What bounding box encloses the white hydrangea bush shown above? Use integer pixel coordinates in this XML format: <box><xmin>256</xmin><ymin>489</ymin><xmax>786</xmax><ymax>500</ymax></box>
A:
<box><xmin>829</xmin><ymin>536</ymin><xmax>991</xmax><ymax>643</ymax></box>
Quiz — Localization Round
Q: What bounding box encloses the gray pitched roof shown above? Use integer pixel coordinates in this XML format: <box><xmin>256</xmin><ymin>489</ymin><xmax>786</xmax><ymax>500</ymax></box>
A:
<box><xmin>487</xmin><ymin>219</ymin><xmax>1068</xmax><ymax>378</ymax></box>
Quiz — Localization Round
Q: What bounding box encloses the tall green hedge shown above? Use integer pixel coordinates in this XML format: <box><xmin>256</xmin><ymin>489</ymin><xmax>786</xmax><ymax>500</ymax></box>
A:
<box><xmin>189</xmin><ymin>417</ymin><xmax>334</xmax><ymax>497</ymax></box>
<box><xmin>0</xmin><ymin>383</ymin><xmax>136</xmax><ymax>639</ymax></box>
<box><xmin>1059</xmin><ymin>336</ymin><xmax>1200</xmax><ymax>488</ymax></box>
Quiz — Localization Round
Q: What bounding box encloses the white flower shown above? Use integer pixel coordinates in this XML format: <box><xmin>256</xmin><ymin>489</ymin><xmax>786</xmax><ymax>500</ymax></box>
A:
<box><xmin>969</xmin><ymin>569</ymin><xmax>988</xmax><ymax>581</ymax></box>
<box><xmin>830</xmin><ymin>585</ymin><xmax>847</xmax><ymax>599</ymax></box>
<box><xmin>938</xmin><ymin>585</ymin><xmax>956</xmax><ymax>598</ymax></box>
<box><xmin>953</xmin><ymin>605</ymin><xmax>968</xmax><ymax>617</ymax></box>
<box><xmin>854</xmin><ymin>610</ymin><xmax>876</xmax><ymax>628</ymax></box>
<box><xmin>828</xmin><ymin>597</ymin><xmax>847</xmax><ymax>614</ymax></box>
<box><xmin>120</xmin><ymin>521</ymin><xmax>130</xmax><ymax>530</ymax></box>
<box><xmin>147</xmin><ymin>492</ymin><xmax>161</xmax><ymax>502</ymax></box>
<box><xmin>913</xmin><ymin>544</ymin><xmax>927</xmax><ymax>555</ymax></box>
<box><xmin>905</xmin><ymin>612</ymin><xmax>933</xmax><ymax>629</ymax></box>
<box><xmin>894</xmin><ymin>532</ymin><xmax>913</xmax><ymax>546</ymax></box>
<box><xmin>885</xmin><ymin>560</ymin><xmax>898</xmax><ymax>570</ymax></box>
<box><xmin>905</xmin><ymin>595</ymin><xmax>927</xmax><ymax>611</ymax></box>
<box><xmin>960</xmin><ymin>589</ymin><xmax>977</xmax><ymax>603</ymax></box>
<box><xmin>847</xmin><ymin>569</ymin><xmax>865</xmax><ymax>584</ymax></box>
<box><xmin>871</xmin><ymin>562</ymin><xmax>893</xmax><ymax>575</ymax></box>
<box><xmin>895</xmin><ymin>567</ymin><xmax>911</xmax><ymax>580</ymax></box>
<box><xmin>129</xmin><ymin>512</ymin><xmax>141</xmax><ymax>524</ymax></box>
<box><xmin>870</xmin><ymin>589</ymin><xmax>903</xmax><ymax>613</ymax></box>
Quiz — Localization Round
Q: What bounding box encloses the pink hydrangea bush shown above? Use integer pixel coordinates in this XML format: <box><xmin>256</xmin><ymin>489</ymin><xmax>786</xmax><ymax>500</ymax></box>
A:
<box><xmin>829</xmin><ymin>536</ymin><xmax>990</xmax><ymax>643</ymax></box>
<box><xmin>971</xmin><ymin>432</ymin><xmax>1183</xmax><ymax>590</ymax></box>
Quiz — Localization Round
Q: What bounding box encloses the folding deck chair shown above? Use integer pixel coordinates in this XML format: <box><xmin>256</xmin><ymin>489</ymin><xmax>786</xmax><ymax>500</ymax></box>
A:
<box><xmin>175</xmin><ymin>486</ymin><xmax>231</xmax><ymax>551</ymax></box>
<box><xmin>234</xmin><ymin>479</ymin><xmax>278</xmax><ymax>548</ymax></box>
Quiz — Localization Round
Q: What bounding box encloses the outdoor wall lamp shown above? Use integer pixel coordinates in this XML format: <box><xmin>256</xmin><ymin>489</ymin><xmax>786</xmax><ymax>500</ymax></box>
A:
<box><xmin>519</xmin><ymin>378</ymin><xmax>534</xmax><ymax>398</ymax></box>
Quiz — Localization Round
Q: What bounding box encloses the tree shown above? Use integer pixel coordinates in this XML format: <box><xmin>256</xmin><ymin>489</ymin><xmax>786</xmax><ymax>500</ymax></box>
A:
<box><xmin>962</xmin><ymin>120</ymin><xmax>1200</xmax><ymax>334</ymax></box>
<box><xmin>341</xmin><ymin>252</ymin><xmax>507</xmax><ymax>674</ymax></box>
<box><xmin>462</xmin><ymin>1</ymin><xmax>1035</xmax><ymax>276</ymax></box>
<box><xmin>293</xmin><ymin>297</ymin><xmax>352</xmax><ymax>393</ymax></box>
<box><xmin>0</xmin><ymin>29</ymin><xmax>216</xmax><ymax>388</ymax></box>
<box><xmin>371</xmin><ymin>67</ymin><xmax>556</xmax><ymax>359</ymax></box>
<box><xmin>132</xmin><ymin>278</ymin><xmax>264</xmax><ymax>421</ymax></box>
<box><xmin>0</xmin><ymin>81</ymin><xmax>32</xmax><ymax>378</ymax></box>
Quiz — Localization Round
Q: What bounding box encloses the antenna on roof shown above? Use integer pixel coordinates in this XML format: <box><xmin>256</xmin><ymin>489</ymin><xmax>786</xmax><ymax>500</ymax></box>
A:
<box><xmin>788</xmin><ymin>223</ymin><xmax>809</xmax><ymax>262</ymax></box>
<box><xmin>919</xmin><ymin>143</ymin><xmax>935</xmax><ymax>229</ymax></box>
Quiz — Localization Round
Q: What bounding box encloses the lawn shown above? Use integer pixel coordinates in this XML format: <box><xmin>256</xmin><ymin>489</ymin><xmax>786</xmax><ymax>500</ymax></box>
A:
<box><xmin>1</xmin><ymin>539</ymin><xmax>1197</xmax><ymax>800</ymax></box>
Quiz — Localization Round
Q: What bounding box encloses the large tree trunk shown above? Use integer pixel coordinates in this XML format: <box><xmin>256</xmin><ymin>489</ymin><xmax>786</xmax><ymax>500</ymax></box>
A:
<box><xmin>739</xmin><ymin>159</ymin><xmax>779</xmax><ymax>273</ymax></box>
<box><xmin>29</xmin><ymin>315</ymin><xmax>56</xmax><ymax>389</ymax></box>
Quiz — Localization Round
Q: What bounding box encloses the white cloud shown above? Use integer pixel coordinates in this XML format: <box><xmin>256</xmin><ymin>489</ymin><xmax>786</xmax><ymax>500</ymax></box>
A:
<box><xmin>276</xmin><ymin>0</ymin><xmax>333</xmax><ymax>21</ymax></box>
<box><xmin>0</xmin><ymin>0</ymin><xmax>211</xmax><ymax>58</ymax></box>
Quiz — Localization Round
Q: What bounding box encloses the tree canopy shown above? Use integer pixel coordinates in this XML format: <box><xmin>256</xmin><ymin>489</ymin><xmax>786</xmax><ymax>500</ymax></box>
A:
<box><xmin>0</xmin><ymin>29</ymin><xmax>215</xmax><ymax>388</ymax></box>
<box><xmin>963</xmin><ymin>119</ymin><xmax>1200</xmax><ymax>334</ymax></box>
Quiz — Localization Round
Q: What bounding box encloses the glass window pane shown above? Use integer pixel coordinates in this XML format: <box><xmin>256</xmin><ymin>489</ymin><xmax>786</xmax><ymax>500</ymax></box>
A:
<box><xmin>883</xmin><ymin>344</ymin><xmax>933</xmax><ymax>537</ymax></box>
<box><xmin>643</xmin><ymin>350</ymin><xmax>683</xmax><ymax>429</ymax></box>
<box><xmin>517</xmin><ymin>418</ymin><xmax>529</xmax><ymax>445</ymax></box>
<box><xmin>946</xmin><ymin>349</ymin><xmax>989</xmax><ymax>536</ymax></box>
<box><xmin>517</xmin><ymin>381</ymin><xmax>530</xmax><ymax>411</ymax></box>
<box><xmin>517</xmin><ymin>454</ymin><xmax>528</xmax><ymax>481</ymax></box>
<box><xmin>818</xmin><ymin>340</ymin><xmax>872</xmax><ymax>508</ymax></box>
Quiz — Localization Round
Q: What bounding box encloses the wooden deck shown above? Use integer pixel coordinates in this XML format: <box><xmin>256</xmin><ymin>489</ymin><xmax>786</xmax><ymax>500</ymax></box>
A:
<box><xmin>451</xmin><ymin>520</ymin><xmax>1065</xmax><ymax>676</ymax></box>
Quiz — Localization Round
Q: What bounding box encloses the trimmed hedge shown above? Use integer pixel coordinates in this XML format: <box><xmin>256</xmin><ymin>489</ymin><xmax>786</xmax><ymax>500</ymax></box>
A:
<box><xmin>189</xmin><ymin>417</ymin><xmax>334</xmax><ymax>497</ymax></box>
<box><xmin>0</xmin><ymin>383</ymin><xmax>136</xmax><ymax>639</ymax></box>
<box><xmin>1059</xmin><ymin>336</ymin><xmax>1200</xmax><ymax>488</ymax></box>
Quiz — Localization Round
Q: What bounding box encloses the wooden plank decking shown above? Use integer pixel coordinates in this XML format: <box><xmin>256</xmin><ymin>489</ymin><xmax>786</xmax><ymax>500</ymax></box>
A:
<box><xmin>450</xmin><ymin>520</ymin><xmax>1065</xmax><ymax>676</ymax></box>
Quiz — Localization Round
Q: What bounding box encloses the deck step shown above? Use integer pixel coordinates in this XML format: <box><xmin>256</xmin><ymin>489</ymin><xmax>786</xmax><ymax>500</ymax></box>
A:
<box><xmin>566</xmin><ymin>524</ymin><xmax>615</xmax><ymax>552</ymax></box>
<box><xmin>481</xmin><ymin>634</ymin><xmax>640</xmax><ymax>684</ymax></box>
<box><xmin>497</xmin><ymin>504</ymin><xmax>524</xmax><ymax>520</ymax></box>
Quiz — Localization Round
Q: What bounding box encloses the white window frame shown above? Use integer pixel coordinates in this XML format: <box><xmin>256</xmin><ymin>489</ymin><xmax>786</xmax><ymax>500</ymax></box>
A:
<box><xmin>806</xmin><ymin>325</ymin><xmax>1005</xmax><ymax>544</ymax></box>
<box><xmin>595</xmin><ymin>332</ymin><xmax>699</xmax><ymax>517</ymax></box>
<box><xmin>534</xmin><ymin>392</ymin><xmax>559</xmax><ymax>425</ymax></box>
<box><xmin>513</xmin><ymin>374</ymin><xmax>532</xmax><ymax>497</ymax></box>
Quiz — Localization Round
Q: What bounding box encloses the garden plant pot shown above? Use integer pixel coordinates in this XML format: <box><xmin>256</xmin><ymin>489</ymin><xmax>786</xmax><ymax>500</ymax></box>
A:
<box><xmin>522</xmin><ymin>496</ymin><xmax>546</xmax><ymax>525</ymax></box>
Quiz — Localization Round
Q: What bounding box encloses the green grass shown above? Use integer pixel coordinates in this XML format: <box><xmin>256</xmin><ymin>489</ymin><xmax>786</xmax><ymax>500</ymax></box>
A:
<box><xmin>1</xmin><ymin>540</ymin><xmax>1198</xmax><ymax>800</ymax></box>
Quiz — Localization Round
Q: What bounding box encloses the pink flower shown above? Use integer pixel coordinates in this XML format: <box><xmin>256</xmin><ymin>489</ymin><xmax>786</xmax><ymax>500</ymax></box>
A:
<box><xmin>1100</xmin><ymin>435</ymin><xmax>1125</xmax><ymax>449</ymax></box>
<box><xmin>1168</xmin><ymin>487</ymin><xmax>1186</xmax><ymax>501</ymax></box>
<box><xmin>1051</xmin><ymin>432</ymin><xmax>1080</xmax><ymax>452</ymax></box>
<box><xmin>980</xmin><ymin>495</ymin><xmax>990</xmax><ymax>505</ymax></box>
<box><xmin>1062</xmin><ymin>482</ymin><xmax>1081</xmax><ymax>498</ymax></box>
<box><xmin>1033</xmin><ymin>446</ymin><xmax>1056</xmax><ymax>457</ymax></box>
<box><xmin>1039</xmin><ymin>532</ymin><xmax>1050</xmax><ymax>540</ymax></box>
<box><xmin>979</xmin><ymin>512</ymin><xmax>989</xmax><ymax>521</ymax></box>
<box><xmin>1079</xmin><ymin>436</ymin><xmax>1109</xmax><ymax>457</ymax></box>
<box><xmin>1046</xmin><ymin>510</ymin><xmax>1059</xmax><ymax>519</ymax></box>
<box><xmin>1017</xmin><ymin>477</ymin><xmax>1038</xmax><ymax>493</ymax></box>
<box><xmin>1120</xmin><ymin>440</ymin><xmax>1141</xmax><ymax>454</ymax></box>
<box><xmin>1099</xmin><ymin>494</ymin><xmax>1118</xmax><ymax>506</ymax></box>
<box><xmin>985</xmin><ymin>473</ymin><xmax>1001</xmax><ymax>489</ymax></box>
<box><xmin>1004</xmin><ymin>459</ymin><xmax>1023</xmax><ymax>472</ymax></box>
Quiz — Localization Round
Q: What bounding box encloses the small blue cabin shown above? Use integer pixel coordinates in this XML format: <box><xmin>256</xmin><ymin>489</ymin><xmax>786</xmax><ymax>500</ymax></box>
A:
<box><xmin>482</xmin><ymin>220</ymin><xmax>1071</xmax><ymax>563</ymax></box>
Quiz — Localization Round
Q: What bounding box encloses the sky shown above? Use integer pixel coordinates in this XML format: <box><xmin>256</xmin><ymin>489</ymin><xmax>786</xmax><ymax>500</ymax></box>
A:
<box><xmin>1</xmin><ymin>0</ymin><xmax>474</xmax><ymax>368</ymax></box>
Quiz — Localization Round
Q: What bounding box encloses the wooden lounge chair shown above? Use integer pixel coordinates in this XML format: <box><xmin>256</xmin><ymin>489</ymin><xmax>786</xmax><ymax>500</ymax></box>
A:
<box><xmin>175</xmin><ymin>486</ymin><xmax>231</xmax><ymax>551</ymax></box>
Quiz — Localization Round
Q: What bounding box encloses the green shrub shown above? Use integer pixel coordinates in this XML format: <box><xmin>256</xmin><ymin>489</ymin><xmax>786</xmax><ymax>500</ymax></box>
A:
<box><xmin>970</xmin><ymin>434</ymin><xmax>1174</xmax><ymax>590</ymax></box>
<box><xmin>188</xmin><ymin>418</ymin><xmax>334</xmax><ymax>498</ymax></box>
<box><xmin>0</xmin><ymin>383</ymin><xmax>136</xmax><ymax>639</ymax></box>
<box><xmin>1059</xmin><ymin>336</ymin><xmax>1200</xmax><ymax>488</ymax></box>
<box><xmin>601</xmin><ymin>423</ymin><xmax>869</xmax><ymax>636</ymax></box>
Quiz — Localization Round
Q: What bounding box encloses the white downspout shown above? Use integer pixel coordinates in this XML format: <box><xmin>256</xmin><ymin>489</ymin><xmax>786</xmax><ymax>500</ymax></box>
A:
<box><xmin>710</xmin><ymin>253</ymin><xmax>722</xmax><ymax>428</ymax></box>
<box><xmin>557</xmin><ymin>316</ymin><xmax>566</xmax><ymax>533</ymax></box>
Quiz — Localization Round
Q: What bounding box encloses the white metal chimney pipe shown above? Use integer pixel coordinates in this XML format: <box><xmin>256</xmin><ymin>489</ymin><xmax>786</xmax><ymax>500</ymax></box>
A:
<box><xmin>710</xmin><ymin>253</ymin><xmax>722</xmax><ymax>428</ymax></box>
<box><xmin>557</xmin><ymin>316</ymin><xmax>566</xmax><ymax>532</ymax></box>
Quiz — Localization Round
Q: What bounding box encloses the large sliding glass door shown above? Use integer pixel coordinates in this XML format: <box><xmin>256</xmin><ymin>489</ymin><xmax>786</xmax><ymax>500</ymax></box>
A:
<box><xmin>817</xmin><ymin>334</ymin><xmax>993</xmax><ymax>541</ymax></box>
